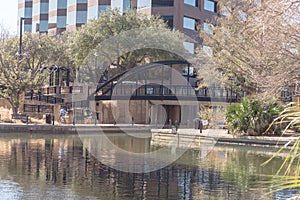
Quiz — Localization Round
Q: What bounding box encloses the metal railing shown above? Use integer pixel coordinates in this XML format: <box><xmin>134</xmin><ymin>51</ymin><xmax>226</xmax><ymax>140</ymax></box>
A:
<box><xmin>40</xmin><ymin>85</ymin><xmax>83</xmax><ymax>95</ymax></box>
<box><xmin>93</xmin><ymin>83</ymin><xmax>243</xmax><ymax>102</ymax></box>
<box><xmin>25</xmin><ymin>93</ymin><xmax>64</xmax><ymax>104</ymax></box>
<box><xmin>23</xmin><ymin>104</ymin><xmax>54</xmax><ymax>113</ymax></box>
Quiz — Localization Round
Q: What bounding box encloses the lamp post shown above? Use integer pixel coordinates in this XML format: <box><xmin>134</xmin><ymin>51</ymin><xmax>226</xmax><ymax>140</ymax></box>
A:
<box><xmin>19</xmin><ymin>17</ymin><xmax>25</xmax><ymax>58</ymax></box>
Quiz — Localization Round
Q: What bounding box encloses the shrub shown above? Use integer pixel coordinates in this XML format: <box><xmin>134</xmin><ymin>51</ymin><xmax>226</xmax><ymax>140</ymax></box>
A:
<box><xmin>225</xmin><ymin>96</ymin><xmax>283</xmax><ymax>135</ymax></box>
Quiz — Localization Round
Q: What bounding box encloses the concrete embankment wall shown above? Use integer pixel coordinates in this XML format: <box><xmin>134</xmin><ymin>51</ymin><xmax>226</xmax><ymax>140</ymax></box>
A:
<box><xmin>0</xmin><ymin>123</ymin><xmax>77</xmax><ymax>134</ymax></box>
<box><xmin>0</xmin><ymin>123</ymin><xmax>152</xmax><ymax>135</ymax></box>
<box><xmin>151</xmin><ymin>129</ymin><xmax>298</xmax><ymax>147</ymax></box>
<box><xmin>0</xmin><ymin>124</ymin><xmax>297</xmax><ymax>148</ymax></box>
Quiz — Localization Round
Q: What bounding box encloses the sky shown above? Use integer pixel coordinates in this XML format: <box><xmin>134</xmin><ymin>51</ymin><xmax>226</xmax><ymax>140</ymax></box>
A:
<box><xmin>0</xmin><ymin>0</ymin><xmax>18</xmax><ymax>35</ymax></box>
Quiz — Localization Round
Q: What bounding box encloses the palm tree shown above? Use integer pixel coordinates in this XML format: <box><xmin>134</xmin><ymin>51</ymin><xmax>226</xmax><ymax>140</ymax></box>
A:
<box><xmin>262</xmin><ymin>102</ymin><xmax>300</xmax><ymax>193</ymax></box>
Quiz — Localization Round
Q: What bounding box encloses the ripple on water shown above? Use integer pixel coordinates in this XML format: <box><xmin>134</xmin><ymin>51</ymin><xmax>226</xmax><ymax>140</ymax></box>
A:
<box><xmin>0</xmin><ymin>180</ymin><xmax>23</xmax><ymax>200</ymax></box>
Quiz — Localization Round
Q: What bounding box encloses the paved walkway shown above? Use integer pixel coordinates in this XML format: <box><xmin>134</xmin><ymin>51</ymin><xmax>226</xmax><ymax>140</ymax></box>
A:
<box><xmin>0</xmin><ymin>123</ymin><xmax>298</xmax><ymax>147</ymax></box>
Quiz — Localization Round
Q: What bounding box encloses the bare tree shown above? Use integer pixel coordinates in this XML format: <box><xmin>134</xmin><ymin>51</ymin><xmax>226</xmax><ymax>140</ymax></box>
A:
<box><xmin>200</xmin><ymin>0</ymin><xmax>300</xmax><ymax>98</ymax></box>
<box><xmin>0</xmin><ymin>24</ymin><xmax>9</xmax><ymax>42</ymax></box>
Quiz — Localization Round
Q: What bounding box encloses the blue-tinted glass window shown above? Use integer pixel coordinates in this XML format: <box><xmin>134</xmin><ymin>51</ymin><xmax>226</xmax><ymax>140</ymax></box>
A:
<box><xmin>161</xmin><ymin>15</ymin><xmax>173</xmax><ymax>29</ymax></box>
<box><xmin>40</xmin><ymin>2</ymin><xmax>49</xmax><ymax>14</ymax></box>
<box><xmin>24</xmin><ymin>24</ymin><xmax>32</xmax><ymax>32</ymax></box>
<box><xmin>123</xmin><ymin>0</ymin><xmax>130</xmax><ymax>10</ymax></box>
<box><xmin>183</xmin><ymin>17</ymin><xmax>196</xmax><ymax>30</ymax></box>
<box><xmin>58</xmin><ymin>0</ymin><xmax>67</xmax><ymax>8</ymax></box>
<box><xmin>57</xmin><ymin>16</ymin><xmax>67</xmax><ymax>28</ymax></box>
<box><xmin>184</xmin><ymin>0</ymin><xmax>197</xmax><ymax>7</ymax></box>
<box><xmin>183</xmin><ymin>42</ymin><xmax>195</xmax><ymax>54</ymax></box>
<box><xmin>203</xmin><ymin>22</ymin><xmax>213</xmax><ymax>34</ymax></box>
<box><xmin>39</xmin><ymin>20</ymin><xmax>48</xmax><ymax>32</ymax></box>
<box><xmin>203</xmin><ymin>45</ymin><xmax>213</xmax><ymax>55</ymax></box>
<box><xmin>204</xmin><ymin>0</ymin><xmax>217</xmax><ymax>12</ymax></box>
<box><xmin>77</xmin><ymin>11</ymin><xmax>87</xmax><ymax>23</ymax></box>
<box><xmin>137</xmin><ymin>0</ymin><xmax>151</xmax><ymax>9</ymax></box>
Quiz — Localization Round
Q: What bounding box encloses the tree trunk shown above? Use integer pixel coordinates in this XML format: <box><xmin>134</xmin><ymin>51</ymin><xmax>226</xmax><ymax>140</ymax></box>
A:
<box><xmin>9</xmin><ymin>92</ymin><xmax>20</xmax><ymax>114</ymax></box>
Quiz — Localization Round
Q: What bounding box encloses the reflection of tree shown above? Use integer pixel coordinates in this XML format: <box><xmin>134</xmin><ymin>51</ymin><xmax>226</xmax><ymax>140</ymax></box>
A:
<box><xmin>222</xmin><ymin>147</ymin><xmax>285</xmax><ymax>197</ymax></box>
<box><xmin>0</xmin><ymin>135</ymin><xmax>293</xmax><ymax>199</ymax></box>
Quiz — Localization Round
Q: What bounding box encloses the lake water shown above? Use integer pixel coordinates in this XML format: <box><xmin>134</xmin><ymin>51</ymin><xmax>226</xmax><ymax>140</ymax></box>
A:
<box><xmin>0</xmin><ymin>133</ymin><xmax>297</xmax><ymax>200</ymax></box>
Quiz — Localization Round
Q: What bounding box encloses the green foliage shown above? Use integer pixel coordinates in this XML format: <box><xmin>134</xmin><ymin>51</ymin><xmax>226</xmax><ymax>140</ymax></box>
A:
<box><xmin>223</xmin><ymin>149</ymin><xmax>282</xmax><ymax>194</ymax></box>
<box><xmin>261</xmin><ymin>137</ymin><xmax>300</xmax><ymax>194</ymax></box>
<box><xmin>68</xmin><ymin>9</ymin><xmax>186</xmax><ymax>69</ymax></box>
<box><xmin>261</xmin><ymin>103</ymin><xmax>300</xmax><ymax>193</ymax></box>
<box><xmin>225</xmin><ymin>96</ymin><xmax>283</xmax><ymax>135</ymax></box>
<box><xmin>271</xmin><ymin>103</ymin><xmax>300</xmax><ymax>133</ymax></box>
<box><xmin>0</xmin><ymin>33</ymin><xmax>67</xmax><ymax>114</ymax></box>
<box><xmin>198</xmin><ymin>108</ymin><xmax>213</xmax><ymax>122</ymax></box>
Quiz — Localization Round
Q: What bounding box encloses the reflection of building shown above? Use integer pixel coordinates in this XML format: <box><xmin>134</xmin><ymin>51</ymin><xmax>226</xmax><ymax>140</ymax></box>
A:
<box><xmin>0</xmin><ymin>135</ymin><xmax>283</xmax><ymax>199</ymax></box>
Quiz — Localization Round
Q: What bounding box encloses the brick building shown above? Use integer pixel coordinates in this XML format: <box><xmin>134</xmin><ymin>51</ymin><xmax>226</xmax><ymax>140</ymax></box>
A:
<box><xmin>18</xmin><ymin>0</ymin><xmax>218</xmax><ymax>50</ymax></box>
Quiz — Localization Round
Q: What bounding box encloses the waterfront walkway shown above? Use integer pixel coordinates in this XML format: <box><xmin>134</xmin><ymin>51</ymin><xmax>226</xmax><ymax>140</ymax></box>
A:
<box><xmin>0</xmin><ymin>123</ymin><xmax>298</xmax><ymax>147</ymax></box>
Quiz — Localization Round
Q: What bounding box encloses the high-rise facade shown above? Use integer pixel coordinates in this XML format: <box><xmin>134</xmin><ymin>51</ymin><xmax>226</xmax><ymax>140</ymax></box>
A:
<box><xmin>66</xmin><ymin>0</ymin><xmax>88</xmax><ymax>31</ymax></box>
<box><xmin>18</xmin><ymin>0</ymin><xmax>218</xmax><ymax>45</ymax></box>
<box><xmin>135</xmin><ymin>0</ymin><xmax>218</xmax><ymax>53</ymax></box>
<box><xmin>18</xmin><ymin>0</ymin><xmax>33</xmax><ymax>32</ymax></box>
<box><xmin>111</xmin><ymin>0</ymin><xmax>137</xmax><ymax>12</ymax></box>
<box><xmin>32</xmin><ymin>0</ymin><xmax>49</xmax><ymax>33</ymax></box>
<box><xmin>48</xmin><ymin>0</ymin><xmax>67</xmax><ymax>35</ymax></box>
<box><xmin>87</xmin><ymin>0</ymin><xmax>111</xmax><ymax>20</ymax></box>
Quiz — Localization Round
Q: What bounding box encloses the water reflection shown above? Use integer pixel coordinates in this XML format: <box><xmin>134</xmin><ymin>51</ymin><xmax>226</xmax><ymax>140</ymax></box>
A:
<box><xmin>0</xmin><ymin>180</ymin><xmax>23</xmax><ymax>199</ymax></box>
<box><xmin>0</xmin><ymin>133</ymin><xmax>297</xmax><ymax>199</ymax></box>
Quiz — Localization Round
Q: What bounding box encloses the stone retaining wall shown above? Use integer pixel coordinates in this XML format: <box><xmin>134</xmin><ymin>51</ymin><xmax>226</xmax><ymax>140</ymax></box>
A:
<box><xmin>151</xmin><ymin>129</ymin><xmax>298</xmax><ymax>147</ymax></box>
<box><xmin>0</xmin><ymin>123</ymin><xmax>152</xmax><ymax>135</ymax></box>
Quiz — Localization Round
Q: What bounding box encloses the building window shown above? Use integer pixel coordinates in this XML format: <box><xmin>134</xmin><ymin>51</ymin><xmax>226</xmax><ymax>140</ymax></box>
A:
<box><xmin>184</xmin><ymin>0</ymin><xmax>197</xmax><ymax>7</ymax></box>
<box><xmin>152</xmin><ymin>0</ymin><xmax>174</xmax><ymax>7</ymax></box>
<box><xmin>161</xmin><ymin>15</ymin><xmax>173</xmax><ymax>29</ymax></box>
<box><xmin>77</xmin><ymin>11</ymin><xmax>87</xmax><ymax>24</ymax></box>
<box><xmin>203</xmin><ymin>45</ymin><xmax>213</xmax><ymax>56</ymax></box>
<box><xmin>183</xmin><ymin>42</ymin><xmax>195</xmax><ymax>54</ymax></box>
<box><xmin>183</xmin><ymin>17</ymin><xmax>196</xmax><ymax>30</ymax></box>
<box><xmin>203</xmin><ymin>22</ymin><xmax>213</xmax><ymax>34</ymax></box>
<box><xmin>204</xmin><ymin>0</ymin><xmax>217</xmax><ymax>13</ymax></box>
